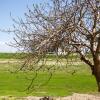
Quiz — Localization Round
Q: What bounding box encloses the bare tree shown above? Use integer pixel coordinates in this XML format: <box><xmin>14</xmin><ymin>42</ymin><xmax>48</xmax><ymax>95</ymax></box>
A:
<box><xmin>7</xmin><ymin>0</ymin><xmax>100</xmax><ymax>91</ymax></box>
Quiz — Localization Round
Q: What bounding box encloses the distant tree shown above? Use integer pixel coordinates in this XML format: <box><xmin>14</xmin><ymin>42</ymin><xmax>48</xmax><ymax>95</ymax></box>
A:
<box><xmin>7</xmin><ymin>0</ymin><xmax>100</xmax><ymax>91</ymax></box>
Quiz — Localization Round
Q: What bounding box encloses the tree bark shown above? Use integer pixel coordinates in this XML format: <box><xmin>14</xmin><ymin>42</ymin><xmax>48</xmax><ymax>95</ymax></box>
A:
<box><xmin>94</xmin><ymin>64</ymin><xmax>100</xmax><ymax>92</ymax></box>
<box><xmin>94</xmin><ymin>37</ymin><xmax>100</xmax><ymax>92</ymax></box>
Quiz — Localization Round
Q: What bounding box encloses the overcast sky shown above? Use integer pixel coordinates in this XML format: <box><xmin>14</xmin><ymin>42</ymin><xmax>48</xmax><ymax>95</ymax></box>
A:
<box><xmin>0</xmin><ymin>0</ymin><xmax>45</xmax><ymax>52</ymax></box>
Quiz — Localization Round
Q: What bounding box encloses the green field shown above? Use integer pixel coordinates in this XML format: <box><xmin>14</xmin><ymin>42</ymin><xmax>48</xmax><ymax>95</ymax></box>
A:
<box><xmin>0</xmin><ymin>53</ymin><xmax>98</xmax><ymax>96</ymax></box>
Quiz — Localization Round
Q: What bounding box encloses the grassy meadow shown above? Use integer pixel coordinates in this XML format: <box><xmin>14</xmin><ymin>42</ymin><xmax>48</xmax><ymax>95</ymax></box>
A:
<box><xmin>0</xmin><ymin>53</ymin><xmax>98</xmax><ymax>96</ymax></box>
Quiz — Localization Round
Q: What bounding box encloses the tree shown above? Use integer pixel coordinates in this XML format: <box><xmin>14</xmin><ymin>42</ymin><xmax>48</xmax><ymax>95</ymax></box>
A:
<box><xmin>8</xmin><ymin>0</ymin><xmax>100</xmax><ymax>91</ymax></box>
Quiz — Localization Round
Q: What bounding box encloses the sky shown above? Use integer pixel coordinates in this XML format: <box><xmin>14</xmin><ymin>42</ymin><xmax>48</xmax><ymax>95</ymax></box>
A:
<box><xmin>0</xmin><ymin>0</ymin><xmax>44</xmax><ymax>52</ymax></box>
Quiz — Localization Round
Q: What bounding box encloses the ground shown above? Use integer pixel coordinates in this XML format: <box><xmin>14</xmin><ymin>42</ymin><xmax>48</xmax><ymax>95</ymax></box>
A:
<box><xmin>0</xmin><ymin>93</ymin><xmax>100</xmax><ymax>100</ymax></box>
<box><xmin>0</xmin><ymin>53</ymin><xmax>99</xmax><ymax>97</ymax></box>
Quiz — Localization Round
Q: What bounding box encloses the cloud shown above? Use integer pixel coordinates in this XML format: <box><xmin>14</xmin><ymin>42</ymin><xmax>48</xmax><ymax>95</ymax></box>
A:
<box><xmin>0</xmin><ymin>41</ymin><xmax>5</xmax><ymax>45</ymax></box>
<box><xmin>0</xmin><ymin>41</ymin><xmax>17</xmax><ymax>52</ymax></box>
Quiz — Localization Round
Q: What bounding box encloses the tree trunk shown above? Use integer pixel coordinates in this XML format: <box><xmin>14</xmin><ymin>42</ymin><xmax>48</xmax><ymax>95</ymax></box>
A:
<box><xmin>94</xmin><ymin>65</ymin><xmax>100</xmax><ymax>92</ymax></box>
<box><xmin>94</xmin><ymin>36</ymin><xmax>100</xmax><ymax>92</ymax></box>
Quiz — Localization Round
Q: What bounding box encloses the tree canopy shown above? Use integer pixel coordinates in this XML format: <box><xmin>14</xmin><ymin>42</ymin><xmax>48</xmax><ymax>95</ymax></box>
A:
<box><xmin>6</xmin><ymin>0</ymin><xmax>100</xmax><ymax>91</ymax></box>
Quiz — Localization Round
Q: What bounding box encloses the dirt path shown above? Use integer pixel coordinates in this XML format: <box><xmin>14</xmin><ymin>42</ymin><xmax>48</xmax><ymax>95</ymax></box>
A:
<box><xmin>0</xmin><ymin>59</ymin><xmax>83</xmax><ymax>66</ymax></box>
<box><xmin>0</xmin><ymin>93</ymin><xmax>100</xmax><ymax>100</ymax></box>
<box><xmin>0</xmin><ymin>59</ymin><xmax>20</xmax><ymax>63</ymax></box>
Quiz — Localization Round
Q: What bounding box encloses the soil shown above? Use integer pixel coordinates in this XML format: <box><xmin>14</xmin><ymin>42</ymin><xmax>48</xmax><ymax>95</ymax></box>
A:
<box><xmin>0</xmin><ymin>93</ymin><xmax>100</xmax><ymax>100</ymax></box>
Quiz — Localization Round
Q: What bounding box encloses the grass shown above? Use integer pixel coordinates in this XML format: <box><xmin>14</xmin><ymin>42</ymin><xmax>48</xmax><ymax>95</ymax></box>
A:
<box><xmin>0</xmin><ymin>53</ymin><xmax>26</xmax><ymax>59</ymax></box>
<box><xmin>0</xmin><ymin>53</ymin><xmax>98</xmax><ymax>96</ymax></box>
<box><xmin>0</xmin><ymin>52</ymin><xmax>91</xmax><ymax>59</ymax></box>
<box><xmin>0</xmin><ymin>71</ymin><xmax>97</xmax><ymax>96</ymax></box>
